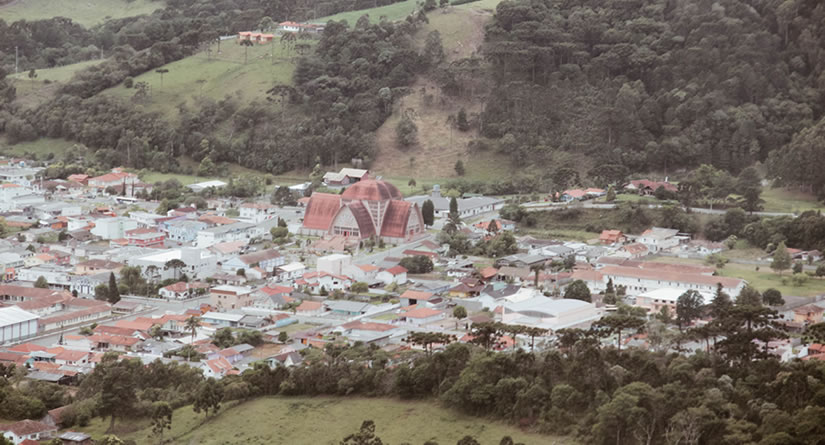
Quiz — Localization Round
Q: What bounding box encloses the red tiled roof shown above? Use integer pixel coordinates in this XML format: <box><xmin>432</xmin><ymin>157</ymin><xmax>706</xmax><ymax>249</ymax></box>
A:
<box><xmin>0</xmin><ymin>285</ymin><xmax>71</xmax><ymax>300</ymax></box>
<box><xmin>385</xmin><ymin>265</ymin><xmax>407</xmax><ymax>275</ymax></box>
<box><xmin>380</xmin><ymin>200</ymin><xmax>414</xmax><ymax>238</ymax></box>
<box><xmin>341</xmin><ymin>179</ymin><xmax>402</xmax><ymax>201</ymax></box>
<box><xmin>1</xmin><ymin>420</ymin><xmax>56</xmax><ymax>436</ymax></box>
<box><xmin>302</xmin><ymin>193</ymin><xmax>342</xmax><ymax>231</ymax></box>
<box><xmin>402</xmin><ymin>307</ymin><xmax>442</xmax><ymax>319</ymax></box>
<box><xmin>296</xmin><ymin>301</ymin><xmax>322</xmax><ymax>312</ymax></box>
<box><xmin>261</xmin><ymin>285</ymin><xmax>294</xmax><ymax>296</ymax></box>
<box><xmin>7</xmin><ymin>343</ymin><xmax>46</xmax><ymax>353</ymax></box>
<box><xmin>479</xmin><ymin>267</ymin><xmax>498</xmax><ymax>279</ymax></box>
<box><xmin>342</xmin><ymin>321</ymin><xmax>396</xmax><ymax>332</ymax></box>
<box><xmin>399</xmin><ymin>290</ymin><xmax>435</xmax><ymax>301</ymax></box>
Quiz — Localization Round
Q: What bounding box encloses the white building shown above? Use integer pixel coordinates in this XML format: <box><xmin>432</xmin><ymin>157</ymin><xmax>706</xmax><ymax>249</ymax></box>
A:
<box><xmin>599</xmin><ymin>265</ymin><xmax>745</xmax><ymax>297</ymax></box>
<box><xmin>406</xmin><ymin>185</ymin><xmax>505</xmax><ymax>218</ymax></box>
<box><xmin>376</xmin><ymin>265</ymin><xmax>407</xmax><ymax>285</ymax></box>
<box><xmin>636</xmin><ymin>227</ymin><xmax>680</xmax><ymax>253</ymax></box>
<box><xmin>91</xmin><ymin>217</ymin><xmax>139</xmax><ymax>240</ymax></box>
<box><xmin>0</xmin><ymin>306</ymin><xmax>40</xmax><ymax>344</ymax></box>
<box><xmin>239</xmin><ymin>202</ymin><xmax>277</xmax><ymax>223</ymax></box>
<box><xmin>502</xmin><ymin>297</ymin><xmax>600</xmax><ymax>331</ymax></box>
<box><xmin>317</xmin><ymin>254</ymin><xmax>352</xmax><ymax>276</ymax></box>
<box><xmin>274</xmin><ymin>262</ymin><xmax>306</xmax><ymax>282</ymax></box>
<box><xmin>188</xmin><ymin>180</ymin><xmax>227</xmax><ymax>193</ymax></box>
<box><xmin>131</xmin><ymin>248</ymin><xmax>217</xmax><ymax>280</ymax></box>
<box><xmin>0</xmin><ymin>167</ymin><xmax>43</xmax><ymax>187</ymax></box>
<box><xmin>636</xmin><ymin>288</ymin><xmax>713</xmax><ymax>313</ymax></box>
<box><xmin>196</xmin><ymin>222</ymin><xmax>255</xmax><ymax>248</ymax></box>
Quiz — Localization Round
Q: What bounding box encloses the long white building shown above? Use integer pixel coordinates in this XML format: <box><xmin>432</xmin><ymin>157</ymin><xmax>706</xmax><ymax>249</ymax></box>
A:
<box><xmin>599</xmin><ymin>265</ymin><xmax>745</xmax><ymax>297</ymax></box>
<box><xmin>0</xmin><ymin>306</ymin><xmax>39</xmax><ymax>345</ymax></box>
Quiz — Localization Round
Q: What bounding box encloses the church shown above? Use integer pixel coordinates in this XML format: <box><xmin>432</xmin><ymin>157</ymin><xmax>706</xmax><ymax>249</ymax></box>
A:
<box><xmin>300</xmin><ymin>179</ymin><xmax>425</xmax><ymax>244</ymax></box>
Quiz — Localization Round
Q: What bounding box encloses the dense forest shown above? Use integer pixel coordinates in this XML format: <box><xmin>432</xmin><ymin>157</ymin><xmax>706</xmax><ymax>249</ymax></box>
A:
<box><xmin>3</xmin><ymin>294</ymin><xmax>825</xmax><ymax>444</ymax></box>
<box><xmin>477</xmin><ymin>0</ymin><xmax>825</xmax><ymax>188</ymax></box>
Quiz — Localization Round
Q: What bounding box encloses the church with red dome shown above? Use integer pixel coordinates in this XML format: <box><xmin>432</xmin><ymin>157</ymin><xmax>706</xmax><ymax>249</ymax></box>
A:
<box><xmin>300</xmin><ymin>179</ymin><xmax>425</xmax><ymax>244</ymax></box>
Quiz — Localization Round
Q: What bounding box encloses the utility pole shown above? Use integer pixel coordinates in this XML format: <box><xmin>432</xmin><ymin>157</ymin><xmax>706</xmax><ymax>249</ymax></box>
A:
<box><xmin>15</xmin><ymin>46</ymin><xmax>19</xmax><ymax>74</ymax></box>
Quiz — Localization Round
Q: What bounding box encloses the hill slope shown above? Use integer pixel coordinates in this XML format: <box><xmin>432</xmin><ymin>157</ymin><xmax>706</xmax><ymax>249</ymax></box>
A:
<box><xmin>0</xmin><ymin>0</ymin><xmax>164</xmax><ymax>26</ymax></box>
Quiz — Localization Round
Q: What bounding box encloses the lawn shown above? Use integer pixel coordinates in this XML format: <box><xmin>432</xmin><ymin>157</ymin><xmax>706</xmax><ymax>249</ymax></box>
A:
<box><xmin>313</xmin><ymin>0</ymin><xmax>418</xmax><ymax>25</ymax></box>
<box><xmin>79</xmin><ymin>396</ymin><xmax>565</xmax><ymax>445</ymax></box>
<box><xmin>102</xmin><ymin>40</ymin><xmax>300</xmax><ymax>117</ymax></box>
<box><xmin>761</xmin><ymin>186</ymin><xmax>825</xmax><ymax>214</ymax></box>
<box><xmin>10</xmin><ymin>59</ymin><xmax>105</xmax><ymax>83</ymax></box>
<box><xmin>0</xmin><ymin>0</ymin><xmax>163</xmax><ymax>27</ymax></box>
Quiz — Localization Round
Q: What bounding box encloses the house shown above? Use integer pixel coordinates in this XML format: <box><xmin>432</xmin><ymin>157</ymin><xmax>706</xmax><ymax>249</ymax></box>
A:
<box><xmin>88</xmin><ymin>169</ymin><xmax>138</xmax><ymax>189</ymax></box>
<box><xmin>1</xmin><ymin>420</ymin><xmax>57</xmax><ymax>444</ymax></box>
<box><xmin>125</xmin><ymin>228</ymin><xmax>165</xmax><ymax>248</ymax></box>
<box><xmin>322</xmin><ymin>168</ymin><xmax>370</xmax><ymax>187</ymax></box>
<box><xmin>165</xmin><ymin>220</ymin><xmax>208</xmax><ymax>243</ymax></box>
<box><xmin>210</xmin><ymin>285</ymin><xmax>254</xmax><ymax>310</ymax></box>
<box><xmin>267</xmin><ymin>350</ymin><xmax>303</xmax><ymax>367</ymax></box>
<box><xmin>599</xmin><ymin>230</ymin><xmax>625</xmax><ymax>245</ymax></box>
<box><xmin>560</xmin><ymin>189</ymin><xmax>588</xmax><ymax>202</ymax></box>
<box><xmin>252</xmin><ymin>285</ymin><xmax>296</xmax><ymax>310</ymax></box>
<box><xmin>637</xmin><ymin>227</ymin><xmax>680</xmax><ymax>253</ymax></box>
<box><xmin>132</xmin><ymin>248</ymin><xmax>217</xmax><ymax>280</ymax></box>
<box><xmin>399</xmin><ymin>289</ymin><xmax>436</xmax><ymax>307</ymax></box>
<box><xmin>617</xmin><ymin>243</ymin><xmax>649</xmax><ymax>259</ymax></box>
<box><xmin>323</xmin><ymin>300</ymin><xmax>372</xmax><ymax>317</ymax></box>
<box><xmin>202</xmin><ymin>357</ymin><xmax>234</xmax><ymax>379</ymax></box>
<box><xmin>569</xmin><ymin>270</ymin><xmax>606</xmax><ymax>293</ymax></box>
<box><xmin>295</xmin><ymin>300</ymin><xmax>323</xmax><ymax>315</ymax></box>
<box><xmin>74</xmin><ymin>259</ymin><xmax>123</xmax><ymax>276</ymax></box>
<box><xmin>202</xmin><ymin>312</ymin><xmax>245</xmax><ymax>328</ymax></box>
<box><xmin>274</xmin><ymin>262</ymin><xmax>306</xmax><ymax>282</ymax></box>
<box><xmin>336</xmin><ymin>321</ymin><xmax>401</xmax><ymax>346</ymax></box>
<box><xmin>159</xmin><ymin>281</ymin><xmax>208</xmax><ymax>300</ymax></box>
<box><xmin>636</xmin><ymin>288</ymin><xmax>711</xmax><ymax>314</ymax></box>
<box><xmin>397</xmin><ymin>307</ymin><xmax>444</xmax><ymax>326</ymax></box>
<box><xmin>406</xmin><ymin>185</ymin><xmax>505</xmax><ymax>219</ymax></box>
<box><xmin>473</xmin><ymin>219</ymin><xmax>516</xmax><ymax>232</ymax></box>
<box><xmin>793</xmin><ymin>305</ymin><xmax>824</xmax><ymax>325</ymax></box>
<box><xmin>196</xmin><ymin>221</ymin><xmax>255</xmax><ymax>248</ymax></box>
<box><xmin>222</xmin><ymin>249</ymin><xmax>284</xmax><ymax>274</ymax></box>
<box><xmin>376</xmin><ymin>266</ymin><xmax>408</xmax><ymax>285</ymax></box>
<box><xmin>239</xmin><ymin>202</ymin><xmax>277</xmax><ymax>223</ymax></box>
<box><xmin>584</xmin><ymin>188</ymin><xmax>606</xmax><ymax>197</ymax></box>
<box><xmin>299</xmin><ymin>271</ymin><xmax>352</xmax><ymax>292</ymax></box>
<box><xmin>187</xmin><ymin>180</ymin><xmax>227</xmax><ymax>193</ymax></box>
<box><xmin>90</xmin><ymin>217</ymin><xmax>139</xmax><ymax>240</ymax></box>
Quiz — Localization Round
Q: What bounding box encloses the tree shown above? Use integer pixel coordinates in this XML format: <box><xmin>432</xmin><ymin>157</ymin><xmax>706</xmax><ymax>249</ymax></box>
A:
<box><xmin>564</xmin><ymin>280</ymin><xmax>591</xmax><ymax>302</ymax></box>
<box><xmin>592</xmin><ymin>307</ymin><xmax>647</xmax><ymax>350</ymax></box>
<box><xmin>449</xmin><ymin>196</ymin><xmax>459</xmax><ymax>216</ymax></box>
<box><xmin>165</xmin><ymin>259</ymin><xmax>186</xmax><ymax>280</ymax></box>
<box><xmin>803</xmin><ymin>323</ymin><xmax>825</xmax><ymax>344</ymax></box>
<box><xmin>212</xmin><ymin>327</ymin><xmax>235</xmax><ymax>348</ymax></box>
<box><xmin>341</xmin><ymin>420</ymin><xmax>383</xmax><ymax>445</ymax></box>
<box><xmin>193</xmin><ymin>378</ymin><xmax>224</xmax><ymax>417</ymax></box>
<box><xmin>468</xmin><ymin>322</ymin><xmax>503</xmax><ymax>351</ymax></box>
<box><xmin>94</xmin><ymin>283</ymin><xmax>109</xmax><ymax>301</ymax></box>
<box><xmin>155</xmin><ymin>69</ymin><xmax>169</xmax><ymax>90</ymax></box>
<box><xmin>457</xmin><ymin>108</ymin><xmax>470</xmax><ymax>131</ymax></box>
<box><xmin>197</xmin><ymin>156</ymin><xmax>216</xmax><ymax>177</ymax></box>
<box><xmin>150</xmin><ymin>401</ymin><xmax>173</xmax><ymax>445</ymax></box>
<box><xmin>676</xmin><ymin>290</ymin><xmax>704</xmax><ymax>331</ymax></box>
<box><xmin>453</xmin><ymin>306</ymin><xmax>467</xmax><ymax>329</ymax></box>
<box><xmin>771</xmin><ymin>242</ymin><xmax>791</xmax><ymax>274</ymax></box>
<box><xmin>454</xmin><ymin>160</ymin><xmax>465</xmax><ymax>176</ymax></box>
<box><xmin>422</xmin><ymin>200</ymin><xmax>435</xmax><ymax>226</ymax></box>
<box><xmin>96</xmin><ymin>355</ymin><xmax>138</xmax><ymax>431</ymax></box>
<box><xmin>351</xmin><ymin>282</ymin><xmax>369</xmax><ymax>293</ymax></box>
<box><xmin>396</xmin><ymin>116</ymin><xmax>418</xmax><ymax>147</ymax></box>
<box><xmin>96</xmin><ymin>436</ymin><xmax>125</xmax><ymax>445</ymax></box>
<box><xmin>399</xmin><ymin>255</ymin><xmax>434</xmax><ymax>274</ymax></box>
<box><xmin>606</xmin><ymin>185</ymin><xmax>616</xmax><ymax>202</ymax></box>
<box><xmin>793</xmin><ymin>261</ymin><xmax>803</xmax><ymax>274</ymax></box>
<box><xmin>737</xmin><ymin>166</ymin><xmax>763</xmax><ymax>212</ymax></box>
<box><xmin>762</xmin><ymin>288</ymin><xmax>784</xmax><ymax>307</ymax></box>
<box><xmin>107</xmin><ymin>272</ymin><xmax>120</xmax><ymax>304</ymax></box>
<box><xmin>736</xmin><ymin>285</ymin><xmax>763</xmax><ymax>307</ymax></box>
<box><xmin>529</xmin><ymin>263</ymin><xmax>545</xmax><ymax>288</ymax></box>
<box><xmin>240</xmin><ymin>39</ymin><xmax>254</xmax><ymax>64</ymax></box>
<box><xmin>27</xmin><ymin>69</ymin><xmax>37</xmax><ymax>91</ymax></box>
<box><xmin>422</xmin><ymin>30</ymin><xmax>445</xmax><ymax>67</ymax></box>
<box><xmin>34</xmin><ymin>276</ymin><xmax>49</xmax><ymax>288</ymax></box>
<box><xmin>278</xmin><ymin>331</ymin><xmax>289</xmax><ymax>343</ymax></box>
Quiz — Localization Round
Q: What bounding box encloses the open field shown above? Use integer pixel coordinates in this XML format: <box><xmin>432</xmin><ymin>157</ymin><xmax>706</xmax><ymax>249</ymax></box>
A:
<box><xmin>761</xmin><ymin>186</ymin><xmax>825</xmax><ymax>214</ymax></box>
<box><xmin>78</xmin><ymin>396</ymin><xmax>565</xmax><ymax>445</ymax></box>
<box><xmin>0</xmin><ymin>0</ymin><xmax>163</xmax><ymax>26</ymax></box>
<box><xmin>102</xmin><ymin>40</ymin><xmax>300</xmax><ymax>117</ymax></box>
<box><xmin>10</xmin><ymin>59</ymin><xmax>105</xmax><ymax>82</ymax></box>
<box><xmin>312</xmin><ymin>0</ymin><xmax>417</xmax><ymax>25</ymax></box>
<box><xmin>0</xmin><ymin>137</ymin><xmax>86</xmax><ymax>159</ymax></box>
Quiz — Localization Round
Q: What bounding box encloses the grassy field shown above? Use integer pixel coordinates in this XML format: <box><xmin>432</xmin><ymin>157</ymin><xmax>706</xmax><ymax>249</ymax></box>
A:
<box><xmin>0</xmin><ymin>137</ymin><xmax>86</xmax><ymax>159</ymax></box>
<box><xmin>78</xmin><ymin>396</ymin><xmax>565</xmax><ymax>445</ymax></box>
<box><xmin>102</xmin><ymin>40</ymin><xmax>300</xmax><ymax>117</ymax></box>
<box><xmin>313</xmin><ymin>0</ymin><xmax>417</xmax><ymax>25</ymax></box>
<box><xmin>0</xmin><ymin>0</ymin><xmax>163</xmax><ymax>26</ymax></box>
<box><xmin>10</xmin><ymin>59</ymin><xmax>105</xmax><ymax>82</ymax></box>
<box><xmin>761</xmin><ymin>187</ymin><xmax>825</xmax><ymax>213</ymax></box>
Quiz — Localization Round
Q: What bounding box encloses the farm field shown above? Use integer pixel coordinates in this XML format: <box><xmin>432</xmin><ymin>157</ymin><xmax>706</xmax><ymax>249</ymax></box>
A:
<box><xmin>0</xmin><ymin>0</ymin><xmax>163</xmax><ymax>26</ymax></box>
<box><xmin>760</xmin><ymin>186</ymin><xmax>825</xmax><ymax>214</ymax></box>
<box><xmin>9</xmin><ymin>59</ymin><xmax>105</xmax><ymax>83</ymax></box>
<box><xmin>312</xmin><ymin>0</ymin><xmax>417</xmax><ymax>25</ymax></box>
<box><xmin>77</xmin><ymin>396</ymin><xmax>567</xmax><ymax>445</ymax></box>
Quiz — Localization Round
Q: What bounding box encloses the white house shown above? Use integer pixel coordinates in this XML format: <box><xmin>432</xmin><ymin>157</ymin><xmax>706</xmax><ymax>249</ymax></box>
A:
<box><xmin>398</xmin><ymin>307</ymin><xmax>444</xmax><ymax>326</ymax></box>
<box><xmin>274</xmin><ymin>262</ymin><xmax>306</xmax><ymax>282</ymax></box>
<box><xmin>166</xmin><ymin>220</ymin><xmax>209</xmax><ymax>243</ymax></box>
<box><xmin>239</xmin><ymin>202</ymin><xmax>277</xmax><ymax>223</ymax></box>
<box><xmin>376</xmin><ymin>265</ymin><xmax>408</xmax><ymax>285</ymax></box>
<box><xmin>221</xmin><ymin>249</ymin><xmax>284</xmax><ymax>274</ymax></box>
<box><xmin>317</xmin><ymin>254</ymin><xmax>352</xmax><ymax>276</ymax></box>
<box><xmin>636</xmin><ymin>288</ymin><xmax>713</xmax><ymax>314</ymax></box>
<box><xmin>90</xmin><ymin>217</ymin><xmax>139</xmax><ymax>240</ymax></box>
<box><xmin>406</xmin><ymin>185</ymin><xmax>505</xmax><ymax>218</ymax></box>
<box><xmin>131</xmin><ymin>248</ymin><xmax>217</xmax><ymax>280</ymax></box>
<box><xmin>636</xmin><ymin>227</ymin><xmax>680</xmax><ymax>253</ymax></box>
<box><xmin>1</xmin><ymin>420</ymin><xmax>57</xmax><ymax>445</ymax></box>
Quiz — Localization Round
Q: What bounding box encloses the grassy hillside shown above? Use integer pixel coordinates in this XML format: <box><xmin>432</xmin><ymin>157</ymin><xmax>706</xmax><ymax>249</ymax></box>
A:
<box><xmin>0</xmin><ymin>137</ymin><xmax>85</xmax><ymax>159</ymax></box>
<box><xmin>101</xmin><ymin>40</ymin><xmax>301</xmax><ymax>117</ymax></box>
<box><xmin>10</xmin><ymin>60</ymin><xmax>105</xmax><ymax>82</ymax></box>
<box><xmin>0</xmin><ymin>0</ymin><xmax>164</xmax><ymax>26</ymax></box>
<box><xmin>312</xmin><ymin>0</ymin><xmax>417</xmax><ymax>25</ymax></box>
<box><xmin>77</xmin><ymin>396</ymin><xmax>566</xmax><ymax>445</ymax></box>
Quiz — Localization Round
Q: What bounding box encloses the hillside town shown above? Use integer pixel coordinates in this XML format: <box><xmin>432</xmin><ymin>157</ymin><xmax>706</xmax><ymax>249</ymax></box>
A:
<box><xmin>0</xmin><ymin>162</ymin><xmax>822</xmax><ymax>443</ymax></box>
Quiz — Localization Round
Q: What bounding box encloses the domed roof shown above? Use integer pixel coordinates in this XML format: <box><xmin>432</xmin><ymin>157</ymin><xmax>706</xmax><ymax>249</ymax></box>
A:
<box><xmin>342</xmin><ymin>179</ymin><xmax>403</xmax><ymax>202</ymax></box>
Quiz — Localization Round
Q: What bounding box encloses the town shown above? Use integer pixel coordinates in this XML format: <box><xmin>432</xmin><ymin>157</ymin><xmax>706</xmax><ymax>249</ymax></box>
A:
<box><xmin>0</xmin><ymin>161</ymin><xmax>822</xmax><ymax>444</ymax></box>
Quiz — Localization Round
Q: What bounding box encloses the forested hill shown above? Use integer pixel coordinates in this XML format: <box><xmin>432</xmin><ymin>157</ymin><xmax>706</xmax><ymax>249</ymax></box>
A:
<box><xmin>480</xmin><ymin>0</ymin><xmax>825</xmax><ymax>180</ymax></box>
